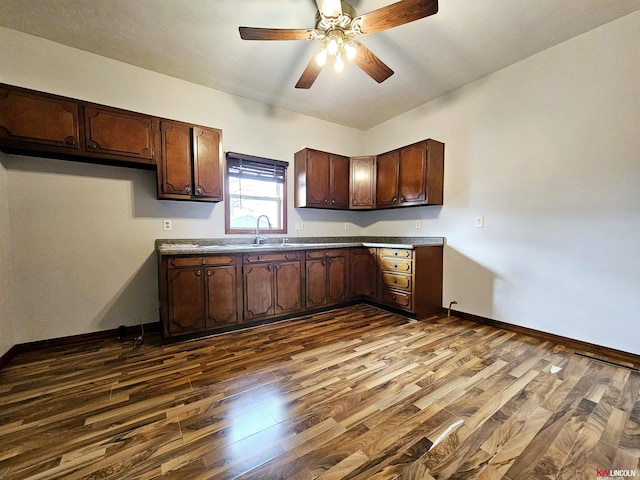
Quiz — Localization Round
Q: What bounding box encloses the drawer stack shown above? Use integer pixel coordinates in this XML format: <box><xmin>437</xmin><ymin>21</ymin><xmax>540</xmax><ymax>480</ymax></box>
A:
<box><xmin>378</xmin><ymin>248</ymin><xmax>414</xmax><ymax>311</ymax></box>
<box><xmin>377</xmin><ymin>245</ymin><xmax>443</xmax><ymax>318</ymax></box>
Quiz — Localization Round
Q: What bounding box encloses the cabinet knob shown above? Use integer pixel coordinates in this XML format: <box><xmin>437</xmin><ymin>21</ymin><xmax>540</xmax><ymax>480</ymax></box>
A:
<box><xmin>331</xmin><ymin>199</ymin><xmax>336</xmax><ymax>204</ymax></box>
<box><xmin>87</xmin><ymin>142</ymin><xmax>97</xmax><ymax>150</ymax></box>
<box><xmin>324</xmin><ymin>199</ymin><xmax>328</xmax><ymax>204</ymax></box>
<box><xmin>392</xmin><ymin>197</ymin><xmax>397</xmax><ymax>202</ymax></box>
<box><xmin>65</xmin><ymin>137</ymin><xmax>77</xmax><ymax>146</ymax></box>
<box><xmin>401</xmin><ymin>197</ymin><xmax>406</xmax><ymax>202</ymax></box>
<box><xmin>196</xmin><ymin>187</ymin><xmax>203</xmax><ymax>195</ymax></box>
<box><xmin>207</xmin><ymin>270</ymin><xmax>212</xmax><ymax>276</ymax></box>
<box><xmin>196</xmin><ymin>270</ymin><xmax>202</xmax><ymax>276</ymax></box>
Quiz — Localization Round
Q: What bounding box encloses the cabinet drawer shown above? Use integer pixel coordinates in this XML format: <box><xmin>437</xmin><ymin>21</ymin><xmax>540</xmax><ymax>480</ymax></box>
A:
<box><xmin>169</xmin><ymin>255</ymin><xmax>236</xmax><ymax>268</ymax></box>
<box><xmin>244</xmin><ymin>252</ymin><xmax>300</xmax><ymax>263</ymax></box>
<box><xmin>379</xmin><ymin>258</ymin><xmax>412</xmax><ymax>273</ymax></box>
<box><xmin>380</xmin><ymin>289</ymin><xmax>412</xmax><ymax>309</ymax></box>
<box><xmin>381</xmin><ymin>272</ymin><xmax>412</xmax><ymax>291</ymax></box>
<box><xmin>380</xmin><ymin>248</ymin><xmax>412</xmax><ymax>259</ymax></box>
<box><xmin>306</xmin><ymin>249</ymin><xmax>346</xmax><ymax>259</ymax></box>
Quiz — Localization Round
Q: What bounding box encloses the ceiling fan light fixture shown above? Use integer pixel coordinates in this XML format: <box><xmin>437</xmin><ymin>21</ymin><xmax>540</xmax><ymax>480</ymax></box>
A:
<box><xmin>327</xmin><ymin>36</ymin><xmax>339</xmax><ymax>55</ymax></box>
<box><xmin>334</xmin><ymin>54</ymin><xmax>344</xmax><ymax>72</ymax></box>
<box><xmin>344</xmin><ymin>42</ymin><xmax>357</xmax><ymax>60</ymax></box>
<box><xmin>316</xmin><ymin>48</ymin><xmax>328</xmax><ymax>66</ymax></box>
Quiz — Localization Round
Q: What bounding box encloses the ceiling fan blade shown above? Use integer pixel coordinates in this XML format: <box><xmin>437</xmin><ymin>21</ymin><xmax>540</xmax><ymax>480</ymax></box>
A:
<box><xmin>295</xmin><ymin>56</ymin><xmax>324</xmax><ymax>89</ymax></box>
<box><xmin>239</xmin><ymin>27</ymin><xmax>315</xmax><ymax>41</ymax></box>
<box><xmin>352</xmin><ymin>44</ymin><xmax>394</xmax><ymax>83</ymax></box>
<box><xmin>316</xmin><ymin>0</ymin><xmax>342</xmax><ymax>19</ymax></box>
<box><xmin>355</xmin><ymin>0</ymin><xmax>438</xmax><ymax>35</ymax></box>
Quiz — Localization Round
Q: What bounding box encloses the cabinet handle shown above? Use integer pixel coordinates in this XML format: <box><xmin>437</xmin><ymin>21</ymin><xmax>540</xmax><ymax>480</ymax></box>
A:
<box><xmin>196</xmin><ymin>270</ymin><xmax>202</xmax><ymax>276</ymax></box>
<box><xmin>331</xmin><ymin>199</ymin><xmax>336</xmax><ymax>204</ymax></box>
<box><xmin>392</xmin><ymin>196</ymin><xmax>397</xmax><ymax>202</ymax></box>
<box><xmin>201</xmin><ymin>259</ymin><xmax>206</xmax><ymax>265</ymax></box>
<box><xmin>394</xmin><ymin>264</ymin><xmax>398</xmax><ymax>268</ymax></box>
<box><xmin>324</xmin><ymin>199</ymin><xmax>329</xmax><ymax>204</ymax></box>
<box><xmin>207</xmin><ymin>270</ymin><xmax>212</xmax><ymax>276</ymax></box>
<box><xmin>267</xmin><ymin>264</ymin><xmax>272</xmax><ymax>271</ymax></box>
<box><xmin>196</xmin><ymin>187</ymin><xmax>203</xmax><ymax>195</ymax></box>
<box><xmin>394</xmin><ymin>252</ymin><xmax>398</xmax><ymax>256</ymax></box>
<box><xmin>65</xmin><ymin>137</ymin><xmax>77</xmax><ymax>146</ymax></box>
<box><xmin>401</xmin><ymin>197</ymin><xmax>406</xmax><ymax>202</ymax></box>
<box><xmin>87</xmin><ymin>142</ymin><xmax>97</xmax><ymax>150</ymax></box>
<box><xmin>185</xmin><ymin>186</ymin><xmax>191</xmax><ymax>194</ymax></box>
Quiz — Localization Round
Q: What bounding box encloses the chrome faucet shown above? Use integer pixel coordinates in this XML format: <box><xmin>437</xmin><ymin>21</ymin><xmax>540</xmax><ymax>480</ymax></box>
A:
<box><xmin>255</xmin><ymin>215</ymin><xmax>272</xmax><ymax>244</ymax></box>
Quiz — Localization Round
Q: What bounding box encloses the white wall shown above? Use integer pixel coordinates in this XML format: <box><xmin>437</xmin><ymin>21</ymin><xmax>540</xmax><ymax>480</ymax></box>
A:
<box><xmin>363</xmin><ymin>11</ymin><xmax>640</xmax><ymax>354</ymax></box>
<box><xmin>0</xmin><ymin>26</ymin><xmax>366</xmax><ymax>344</ymax></box>
<box><xmin>0</xmin><ymin>153</ymin><xmax>13</xmax><ymax>357</ymax></box>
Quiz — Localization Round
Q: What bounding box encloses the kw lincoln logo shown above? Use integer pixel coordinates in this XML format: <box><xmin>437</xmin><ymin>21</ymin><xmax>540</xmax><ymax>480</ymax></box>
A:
<box><xmin>596</xmin><ymin>468</ymin><xmax>637</xmax><ymax>479</ymax></box>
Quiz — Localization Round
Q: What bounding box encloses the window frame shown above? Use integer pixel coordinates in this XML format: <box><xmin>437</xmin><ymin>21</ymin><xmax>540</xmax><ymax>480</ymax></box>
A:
<box><xmin>224</xmin><ymin>152</ymin><xmax>288</xmax><ymax>235</ymax></box>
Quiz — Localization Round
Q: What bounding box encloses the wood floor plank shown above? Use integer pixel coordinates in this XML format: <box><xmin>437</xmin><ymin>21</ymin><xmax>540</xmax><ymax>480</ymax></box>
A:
<box><xmin>1</xmin><ymin>304</ymin><xmax>638</xmax><ymax>479</ymax></box>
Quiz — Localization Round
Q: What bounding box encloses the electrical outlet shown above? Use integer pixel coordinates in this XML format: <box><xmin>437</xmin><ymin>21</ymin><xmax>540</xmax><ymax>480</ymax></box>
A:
<box><xmin>344</xmin><ymin>222</ymin><xmax>350</xmax><ymax>230</ymax></box>
<box><xmin>300</xmin><ymin>222</ymin><xmax>306</xmax><ymax>230</ymax></box>
<box><xmin>163</xmin><ymin>219</ymin><xmax>172</xmax><ymax>231</ymax></box>
<box><xmin>415</xmin><ymin>220</ymin><xmax>421</xmax><ymax>229</ymax></box>
<box><xmin>475</xmin><ymin>216</ymin><xmax>484</xmax><ymax>228</ymax></box>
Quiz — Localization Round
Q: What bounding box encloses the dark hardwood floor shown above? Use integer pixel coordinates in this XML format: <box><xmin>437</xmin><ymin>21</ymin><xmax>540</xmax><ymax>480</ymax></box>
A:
<box><xmin>1</xmin><ymin>305</ymin><xmax>638</xmax><ymax>479</ymax></box>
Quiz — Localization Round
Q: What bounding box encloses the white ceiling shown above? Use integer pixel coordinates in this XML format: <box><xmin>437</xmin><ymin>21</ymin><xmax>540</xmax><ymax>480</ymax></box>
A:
<box><xmin>1</xmin><ymin>0</ymin><xmax>639</xmax><ymax>130</ymax></box>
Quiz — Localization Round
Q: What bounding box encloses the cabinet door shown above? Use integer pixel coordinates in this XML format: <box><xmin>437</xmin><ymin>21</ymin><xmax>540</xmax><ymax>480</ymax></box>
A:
<box><xmin>167</xmin><ymin>268</ymin><xmax>206</xmax><ymax>335</ymax></box>
<box><xmin>327</xmin><ymin>255</ymin><xmax>347</xmax><ymax>305</ymax></box>
<box><xmin>398</xmin><ymin>142</ymin><xmax>427</xmax><ymax>205</ymax></box>
<box><xmin>84</xmin><ymin>105</ymin><xmax>155</xmax><ymax>164</ymax></box>
<box><xmin>206</xmin><ymin>266</ymin><xmax>238</xmax><ymax>327</ymax></box>
<box><xmin>243</xmin><ymin>263</ymin><xmax>274</xmax><ymax>319</ymax></box>
<box><xmin>160</xmin><ymin>120</ymin><xmax>192</xmax><ymax>195</ymax></box>
<box><xmin>350</xmin><ymin>248</ymin><xmax>376</xmax><ymax>300</ymax></box>
<box><xmin>329</xmin><ymin>154</ymin><xmax>350</xmax><ymax>208</ymax></box>
<box><xmin>193</xmin><ymin>126</ymin><xmax>223</xmax><ymax>200</ymax></box>
<box><xmin>274</xmin><ymin>261</ymin><xmax>302</xmax><ymax>314</ymax></box>
<box><xmin>306</xmin><ymin>149</ymin><xmax>331</xmax><ymax>207</ymax></box>
<box><xmin>350</xmin><ymin>156</ymin><xmax>376</xmax><ymax>209</ymax></box>
<box><xmin>375</xmin><ymin>150</ymin><xmax>400</xmax><ymax>208</ymax></box>
<box><xmin>0</xmin><ymin>85</ymin><xmax>80</xmax><ymax>152</ymax></box>
<box><xmin>306</xmin><ymin>258</ymin><xmax>327</xmax><ymax>308</ymax></box>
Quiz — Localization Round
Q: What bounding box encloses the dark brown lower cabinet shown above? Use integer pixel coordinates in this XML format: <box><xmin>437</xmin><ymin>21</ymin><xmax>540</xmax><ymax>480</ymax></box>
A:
<box><xmin>349</xmin><ymin>247</ymin><xmax>377</xmax><ymax>300</ymax></box>
<box><xmin>305</xmin><ymin>249</ymin><xmax>347</xmax><ymax>309</ymax></box>
<box><xmin>243</xmin><ymin>252</ymin><xmax>303</xmax><ymax>321</ymax></box>
<box><xmin>161</xmin><ymin>255</ymin><xmax>239</xmax><ymax>337</ymax></box>
<box><xmin>377</xmin><ymin>246</ymin><xmax>443</xmax><ymax>318</ymax></box>
<box><xmin>159</xmin><ymin>244</ymin><xmax>443</xmax><ymax>340</ymax></box>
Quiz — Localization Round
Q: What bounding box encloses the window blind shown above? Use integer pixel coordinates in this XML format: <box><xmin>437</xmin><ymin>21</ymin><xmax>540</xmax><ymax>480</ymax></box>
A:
<box><xmin>226</xmin><ymin>152</ymin><xmax>287</xmax><ymax>182</ymax></box>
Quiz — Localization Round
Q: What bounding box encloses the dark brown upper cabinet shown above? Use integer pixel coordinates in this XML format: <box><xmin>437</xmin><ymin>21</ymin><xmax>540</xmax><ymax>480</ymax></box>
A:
<box><xmin>83</xmin><ymin>105</ymin><xmax>155</xmax><ymax>165</ymax></box>
<box><xmin>295</xmin><ymin>139</ymin><xmax>443</xmax><ymax>211</ymax></box>
<box><xmin>157</xmin><ymin>120</ymin><xmax>223</xmax><ymax>202</ymax></box>
<box><xmin>349</xmin><ymin>156</ymin><xmax>376</xmax><ymax>209</ymax></box>
<box><xmin>0</xmin><ymin>84</ymin><xmax>81</xmax><ymax>154</ymax></box>
<box><xmin>294</xmin><ymin>148</ymin><xmax>349</xmax><ymax>209</ymax></box>
<box><xmin>376</xmin><ymin>139</ymin><xmax>444</xmax><ymax>208</ymax></box>
<box><xmin>0</xmin><ymin>83</ymin><xmax>156</xmax><ymax>167</ymax></box>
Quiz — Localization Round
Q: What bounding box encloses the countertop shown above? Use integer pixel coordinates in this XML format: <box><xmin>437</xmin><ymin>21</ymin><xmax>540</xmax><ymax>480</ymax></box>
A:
<box><xmin>156</xmin><ymin>236</ymin><xmax>444</xmax><ymax>255</ymax></box>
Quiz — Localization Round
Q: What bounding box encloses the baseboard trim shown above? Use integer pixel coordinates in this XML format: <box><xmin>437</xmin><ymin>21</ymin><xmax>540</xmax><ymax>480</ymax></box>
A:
<box><xmin>446</xmin><ymin>308</ymin><xmax>640</xmax><ymax>369</ymax></box>
<box><xmin>0</xmin><ymin>323</ymin><xmax>159</xmax><ymax>370</ymax></box>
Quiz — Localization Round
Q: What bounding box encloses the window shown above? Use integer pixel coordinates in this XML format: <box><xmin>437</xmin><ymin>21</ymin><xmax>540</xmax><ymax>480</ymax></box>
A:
<box><xmin>225</xmin><ymin>152</ymin><xmax>288</xmax><ymax>234</ymax></box>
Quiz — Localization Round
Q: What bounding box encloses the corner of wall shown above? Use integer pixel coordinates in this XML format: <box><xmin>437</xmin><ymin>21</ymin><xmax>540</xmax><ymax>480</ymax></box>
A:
<box><xmin>0</xmin><ymin>152</ymin><xmax>15</xmax><ymax>357</ymax></box>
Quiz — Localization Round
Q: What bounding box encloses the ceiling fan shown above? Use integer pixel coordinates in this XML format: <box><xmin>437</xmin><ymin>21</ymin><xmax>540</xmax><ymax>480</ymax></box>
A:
<box><xmin>239</xmin><ymin>0</ymin><xmax>439</xmax><ymax>89</ymax></box>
